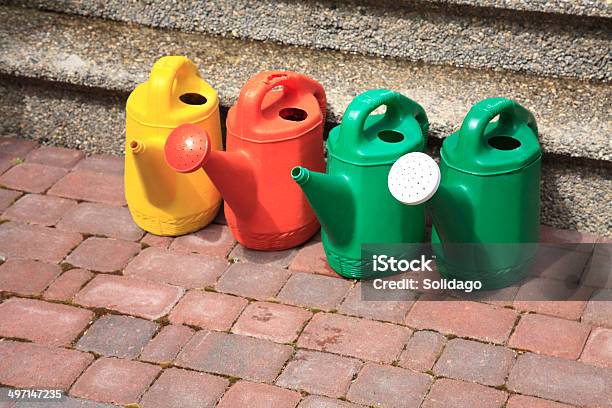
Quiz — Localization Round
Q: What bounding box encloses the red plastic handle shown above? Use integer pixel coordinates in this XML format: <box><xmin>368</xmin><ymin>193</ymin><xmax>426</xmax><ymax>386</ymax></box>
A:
<box><xmin>237</xmin><ymin>71</ymin><xmax>326</xmax><ymax>125</ymax></box>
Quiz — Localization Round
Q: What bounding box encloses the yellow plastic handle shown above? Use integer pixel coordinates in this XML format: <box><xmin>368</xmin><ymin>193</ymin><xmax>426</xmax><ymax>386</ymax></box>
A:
<box><xmin>147</xmin><ymin>56</ymin><xmax>200</xmax><ymax>113</ymax></box>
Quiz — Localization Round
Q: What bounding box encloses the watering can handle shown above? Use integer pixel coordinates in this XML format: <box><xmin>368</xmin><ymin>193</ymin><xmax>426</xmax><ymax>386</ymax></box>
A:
<box><xmin>458</xmin><ymin>97</ymin><xmax>538</xmax><ymax>155</ymax></box>
<box><xmin>339</xmin><ymin>89</ymin><xmax>429</xmax><ymax>143</ymax></box>
<box><xmin>239</xmin><ymin>71</ymin><xmax>326</xmax><ymax>123</ymax></box>
<box><xmin>148</xmin><ymin>56</ymin><xmax>200</xmax><ymax>113</ymax></box>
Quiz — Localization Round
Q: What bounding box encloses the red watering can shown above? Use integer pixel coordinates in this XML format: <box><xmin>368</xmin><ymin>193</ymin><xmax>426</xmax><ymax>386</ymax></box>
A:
<box><xmin>165</xmin><ymin>70</ymin><xmax>326</xmax><ymax>250</ymax></box>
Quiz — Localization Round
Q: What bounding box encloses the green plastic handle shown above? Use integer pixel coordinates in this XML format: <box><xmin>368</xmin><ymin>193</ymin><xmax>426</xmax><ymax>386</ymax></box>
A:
<box><xmin>458</xmin><ymin>97</ymin><xmax>538</xmax><ymax>156</ymax></box>
<box><xmin>339</xmin><ymin>89</ymin><xmax>429</xmax><ymax>144</ymax></box>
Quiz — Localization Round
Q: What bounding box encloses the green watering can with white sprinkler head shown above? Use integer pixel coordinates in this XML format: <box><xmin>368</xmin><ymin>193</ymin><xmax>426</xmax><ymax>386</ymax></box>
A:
<box><xmin>292</xmin><ymin>89</ymin><xmax>429</xmax><ymax>279</ymax></box>
<box><xmin>388</xmin><ymin>97</ymin><xmax>541</xmax><ymax>290</ymax></box>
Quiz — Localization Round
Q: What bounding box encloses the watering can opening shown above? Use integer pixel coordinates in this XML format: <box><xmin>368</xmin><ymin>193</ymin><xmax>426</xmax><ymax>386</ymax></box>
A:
<box><xmin>378</xmin><ymin>130</ymin><xmax>404</xmax><ymax>143</ymax></box>
<box><xmin>129</xmin><ymin>139</ymin><xmax>145</xmax><ymax>155</ymax></box>
<box><xmin>179</xmin><ymin>92</ymin><xmax>207</xmax><ymax>105</ymax></box>
<box><xmin>279</xmin><ymin>107</ymin><xmax>308</xmax><ymax>122</ymax></box>
<box><xmin>291</xmin><ymin>166</ymin><xmax>310</xmax><ymax>185</ymax></box>
<box><xmin>164</xmin><ymin>123</ymin><xmax>211</xmax><ymax>173</ymax></box>
<box><xmin>488</xmin><ymin>135</ymin><xmax>521</xmax><ymax>151</ymax></box>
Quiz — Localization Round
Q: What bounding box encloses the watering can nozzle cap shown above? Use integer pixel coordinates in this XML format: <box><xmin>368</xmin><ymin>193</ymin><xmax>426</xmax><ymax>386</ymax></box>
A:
<box><xmin>291</xmin><ymin>166</ymin><xmax>310</xmax><ymax>185</ymax></box>
<box><xmin>164</xmin><ymin>123</ymin><xmax>211</xmax><ymax>173</ymax></box>
<box><xmin>388</xmin><ymin>152</ymin><xmax>440</xmax><ymax>205</ymax></box>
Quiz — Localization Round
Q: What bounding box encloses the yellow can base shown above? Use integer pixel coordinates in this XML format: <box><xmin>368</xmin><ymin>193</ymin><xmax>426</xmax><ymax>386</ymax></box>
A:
<box><xmin>130</xmin><ymin>203</ymin><xmax>221</xmax><ymax>237</ymax></box>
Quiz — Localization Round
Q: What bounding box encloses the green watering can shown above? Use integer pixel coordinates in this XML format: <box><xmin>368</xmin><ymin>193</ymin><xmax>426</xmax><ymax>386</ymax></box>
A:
<box><xmin>292</xmin><ymin>89</ymin><xmax>429</xmax><ymax>278</ymax></box>
<box><xmin>388</xmin><ymin>97</ymin><xmax>541</xmax><ymax>290</ymax></box>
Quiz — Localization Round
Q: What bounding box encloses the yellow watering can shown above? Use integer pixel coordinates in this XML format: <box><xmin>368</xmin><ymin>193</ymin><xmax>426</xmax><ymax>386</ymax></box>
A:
<box><xmin>125</xmin><ymin>56</ymin><xmax>222</xmax><ymax>236</ymax></box>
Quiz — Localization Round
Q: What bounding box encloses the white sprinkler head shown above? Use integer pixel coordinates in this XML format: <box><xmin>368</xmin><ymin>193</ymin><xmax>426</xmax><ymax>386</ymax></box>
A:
<box><xmin>388</xmin><ymin>152</ymin><xmax>441</xmax><ymax>205</ymax></box>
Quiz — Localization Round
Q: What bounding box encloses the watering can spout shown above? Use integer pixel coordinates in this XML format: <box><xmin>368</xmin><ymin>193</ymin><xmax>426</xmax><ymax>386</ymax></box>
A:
<box><xmin>164</xmin><ymin>123</ymin><xmax>255</xmax><ymax>218</ymax></box>
<box><xmin>127</xmin><ymin>138</ymin><xmax>172</xmax><ymax>204</ymax></box>
<box><xmin>292</xmin><ymin>166</ymin><xmax>354</xmax><ymax>245</ymax></box>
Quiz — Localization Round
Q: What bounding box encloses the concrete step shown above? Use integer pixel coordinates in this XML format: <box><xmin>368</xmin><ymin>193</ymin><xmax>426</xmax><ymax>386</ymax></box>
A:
<box><xmin>6</xmin><ymin>0</ymin><xmax>611</xmax><ymax>82</ymax></box>
<box><xmin>0</xmin><ymin>6</ymin><xmax>610</xmax><ymax>235</ymax></box>
<box><xmin>423</xmin><ymin>0</ymin><xmax>611</xmax><ymax>18</ymax></box>
<box><xmin>0</xmin><ymin>6</ymin><xmax>609</xmax><ymax>161</ymax></box>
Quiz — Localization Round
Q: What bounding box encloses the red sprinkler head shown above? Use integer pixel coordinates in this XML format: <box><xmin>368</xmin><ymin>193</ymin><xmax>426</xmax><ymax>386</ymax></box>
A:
<box><xmin>164</xmin><ymin>124</ymin><xmax>211</xmax><ymax>173</ymax></box>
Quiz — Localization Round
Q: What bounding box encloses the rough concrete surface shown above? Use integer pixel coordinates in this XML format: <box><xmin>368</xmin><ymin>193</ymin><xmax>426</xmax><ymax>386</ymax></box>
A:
<box><xmin>0</xmin><ymin>6</ymin><xmax>610</xmax><ymax>162</ymax></box>
<box><xmin>6</xmin><ymin>0</ymin><xmax>611</xmax><ymax>81</ymax></box>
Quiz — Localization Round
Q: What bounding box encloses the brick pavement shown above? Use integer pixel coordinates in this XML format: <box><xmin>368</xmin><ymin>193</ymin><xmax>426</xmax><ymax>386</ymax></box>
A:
<box><xmin>0</xmin><ymin>138</ymin><xmax>610</xmax><ymax>407</ymax></box>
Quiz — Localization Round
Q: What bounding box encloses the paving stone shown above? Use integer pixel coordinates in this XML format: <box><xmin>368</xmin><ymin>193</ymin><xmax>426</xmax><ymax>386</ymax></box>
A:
<box><xmin>529</xmin><ymin>245</ymin><xmax>592</xmax><ymax>282</ymax></box>
<box><xmin>140</xmin><ymin>367</ymin><xmax>228</xmax><ymax>408</ymax></box>
<box><xmin>215</xmin><ymin>262</ymin><xmax>290</xmax><ymax>300</ymax></box>
<box><xmin>141</xmin><ymin>233</ymin><xmax>173</xmax><ymax>249</ymax></box>
<box><xmin>297</xmin><ymin>396</ymin><xmax>363</xmax><ymax>408</ymax></box>
<box><xmin>0</xmin><ymin>221</ymin><xmax>82</xmax><ymax>262</ymax></box>
<box><xmin>0</xmin><ymin>340</ymin><xmax>93</xmax><ymax>390</ymax></box>
<box><xmin>0</xmin><ymin>163</ymin><xmax>67</xmax><ymax>193</ymax></box>
<box><xmin>513</xmin><ymin>277</ymin><xmax>592</xmax><ymax>320</ymax></box>
<box><xmin>74</xmin><ymin>274</ymin><xmax>183</xmax><ymax>320</ymax></box>
<box><xmin>346</xmin><ymin>363</ymin><xmax>432</xmax><ymax>408</ymax></box>
<box><xmin>140</xmin><ymin>324</ymin><xmax>194</xmax><ymax>364</ymax></box>
<box><xmin>125</xmin><ymin>247</ymin><xmax>227</xmax><ymax>288</ymax></box>
<box><xmin>0</xmin><ymin>154</ymin><xmax>17</xmax><ymax>176</ymax></box>
<box><xmin>66</xmin><ymin>237</ymin><xmax>140</xmax><ymax>273</ymax></box>
<box><xmin>580</xmin><ymin>326</ymin><xmax>612</xmax><ymax>368</ymax></box>
<box><xmin>338</xmin><ymin>282</ymin><xmax>416</xmax><ymax>323</ymax></box>
<box><xmin>229</xmin><ymin>244</ymin><xmax>297</xmax><ymax>268</ymax></box>
<box><xmin>70</xmin><ymin>357</ymin><xmax>160</xmax><ymax>405</ymax></box>
<box><xmin>169</xmin><ymin>224</ymin><xmax>235</xmax><ymax>258</ymax></box>
<box><xmin>405</xmin><ymin>296</ymin><xmax>518</xmax><ymax>344</ymax></box>
<box><xmin>421</xmin><ymin>378</ymin><xmax>507</xmax><ymax>408</ymax></box>
<box><xmin>0</xmin><ymin>188</ymin><xmax>21</xmax><ymax>211</ymax></box>
<box><xmin>399</xmin><ymin>330</ymin><xmax>446</xmax><ymax>372</ymax></box>
<box><xmin>74</xmin><ymin>154</ymin><xmax>123</xmax><ymax>175</ymax></box>
<box><xmin>232</xmin><ymin>301</ymin><xmax>312</xmax><ymax>343</ymax></box>
<box><xmin>0</xmin><ymin>138</ymin><xmax>37</xmax><ymax>158</ymax></box>
<box><xmin>277</xmin><ymin>272</ymin><xmax>351</xmax><ymax>311</ymax></box>
<box><xmin>0</xmin><ymin>389</ymin><xmax>13</xmax><ymax>408</ymax></box>
<box><xmin>289</xmin><ymin>239</ymin><xmax>340</xmax><ymax>278</ymax></box>
<box><xmin>26</xmin><ymin>146</ymin><xmax>84</xmax><ymax>168</ymax></box>
<box><xmin>14</xmin><ymin>397</ymin><xmax>118</xmax><ymax>408</ymax></box>
<box><xmin>0</xmin><ymin>259</ymin><xmax>61</xmax><ymax>295</ymax></box>
<box><xmin>169</xmin><ymin>290</ymin><xmax>247</xmax><ymax>331</ymax></box>
<box><xmin>57</xmin><ymin>202</ymin><xmax>144</xmax><ymax>241</ymax></box>
<box><xmin>2</xmin><ymin>194</ymin><xmax>77</xmax><ymax>226</ymax></box>
<box><xmin>433</xmin><ymin>338</ymin><xmax>516</xmax><ymax>386</ymax></box>
<box><xmin>76</xmin><ymin>314</ymin><xmax>158</xmax><ymax>359</ymax></box>
<box><xmin>581</xmin><ymin>242</ymin><xmax>612</xmax><ymax>289</ymax></box>
<box><xmin>540</xmin><ymin>225</ymin><xmax>599</xmax><ymax>247</ymax></box>
<box><xmin>298</xmin><ymin>313</ymin><xmax>411</xmax><ymax>363</ymax></box>
<box><xmin>276</xmin><ymin>350</ymin><xmax>362</xmax><ymax>398</ymax></box>
<box><xmin>506</xmin><ymin>395</ymin><xmax>577</xmax><ymax>408</ymax></box>
<box><xmin>508</xmin><ymin>313</ymin><xmax>591</xmax><ymax>359</ymax></box>
<box><xmin>43</xmin><ymin>268</ymin><xmax>94</xmax><ymax>301</ymax></box>
<box><xmin>48</xmin><ymin>170</ymin><xmax>125</xmax><ymax>206</ymax></box>
<box><xmin>217</xmin><ymin>381</ymin><xmax>301</xmax><ymax>408</ymax></box>
<box><xmin>0</xmin><ymin>297</ymin><xmax>93</xmax><ymax>346</ymax></box>
<box><xmin>507</xmin><ymin>353</ymin><xmax>612</xmax><ymax>407</ymax></box>
<box><xmin>175</xmin><ymin>330</ymin><xmax>293</xmax><ymax>382</ymax></box>
<box><xmin>582</xmin><ymin>288</ymin><xmax>612</xmax><ymax>328</ymax></box>
<box><xmin>451</xmin><ymin>283</ymin><xmax>520</xmax><ymax>308</ymax></box>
